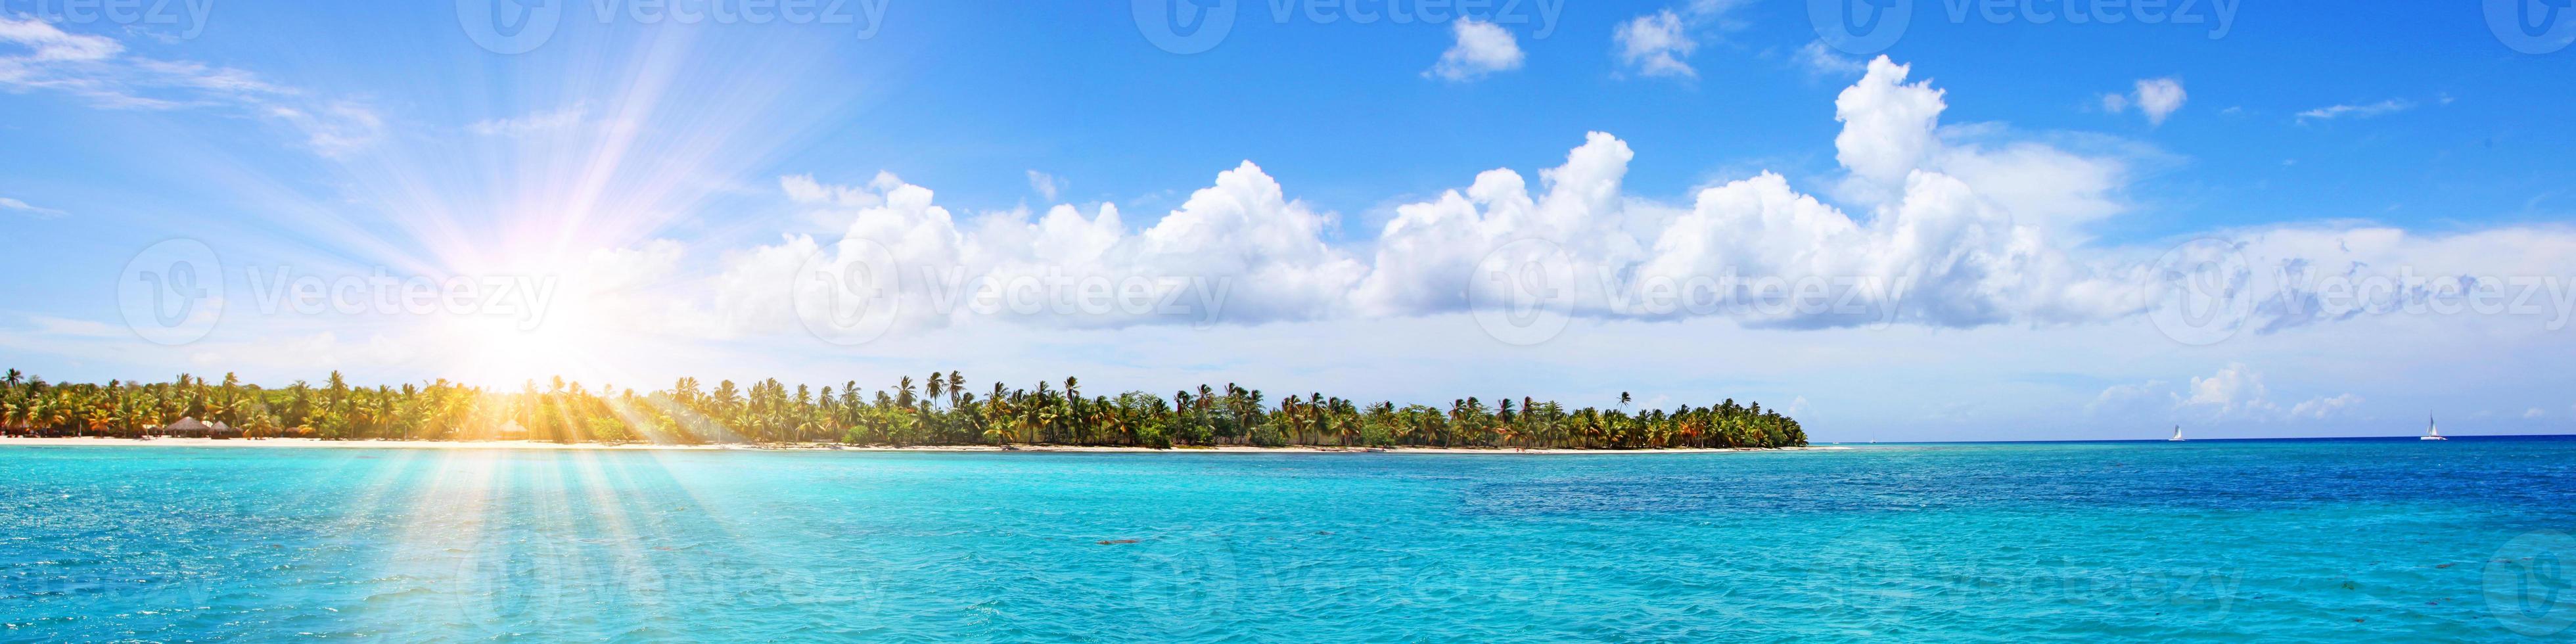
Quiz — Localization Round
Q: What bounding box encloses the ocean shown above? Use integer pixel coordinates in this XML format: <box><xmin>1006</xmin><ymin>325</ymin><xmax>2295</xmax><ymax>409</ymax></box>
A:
<box><xmin>3</xmin><ymin>438</ymin><xmax>2573</xmax><ymax>641</ymax></box>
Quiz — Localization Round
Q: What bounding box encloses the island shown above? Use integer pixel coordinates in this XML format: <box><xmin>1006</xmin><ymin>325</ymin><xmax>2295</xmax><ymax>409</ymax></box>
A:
<box><xmin>0</xmin><ymin>369</ymin><xmax>1808</xmax><ymax>451</ymax></box>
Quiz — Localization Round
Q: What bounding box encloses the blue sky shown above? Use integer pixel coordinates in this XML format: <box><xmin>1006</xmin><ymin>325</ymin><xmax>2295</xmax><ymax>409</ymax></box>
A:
<box><xmin>5</xmin><ymin>1</ymin><xmax>2575</xmax><ymax>440</ymax></box>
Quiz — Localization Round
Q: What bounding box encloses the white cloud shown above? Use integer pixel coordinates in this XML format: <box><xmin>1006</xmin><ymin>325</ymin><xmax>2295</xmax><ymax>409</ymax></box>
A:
<box><xmin>713</xmin><ymin>55</ymin><xmax>2576</xmax><ymax>339</ymax></box>
<box><xmin>2297</xmin><ymin>99</ymin><xmax>2413</xmax><ymax>123</ymax></box>
<box><xmin>720</xmin><ymin>163</ymin><xmax>1369</xmax><ymax>334</ymax></box>
<box><xmin>0</xmin><ymin>16</ymin><xmax>119</xmax><ymax>61</ymax></box>
<box><xmin>2525</xmin><ymin>407</ymin><xmax>2546</xmax><ymax>419</ymax></box>
<box><xmin>782</xmin><ymin>173</ymin><xmax>890</xmax><ymax>208</ymax></box>
<box><xmin>1794</xmin><ymin>41</ymin><xmax>1864</xmax><ymax>76</ymax></box>
<box><xmin>2104</xmin><ymin>78</ymin><xmax>2186</xmax><ymax>126</ymax></box>
<box><xmin>2185</xmin><ymin>362</ymin><xmax>2272</xmax><ymax>415</ymax></box>
<box><xmin>1426</xmin><ymin>19</ymin><xmax>1524</xmax><ymax>82</ymax></box>
<box><xmin>0</xmin><ymin>196</ymin><xmax>65</xmax><ymax>218</ymax></box>
<box><xmin>0</xmin><ymin>16</ymin><xmax>375</xmax><ymax>155</ymax></box>
<box><xmin>1026</xmin><ymin>170</ymin><xmax>1067</xmax><ymax>203</ymax></box>
<box><xmin>469</xmin><ymin>103</ymin><xmax>594</xmax><ymax>137</ymax></box>
<box><xmin>1833</xmin><ymin>57</ymin><xmax>1946</xmax><ymax>194</ymax></box>
<box><xmin>267</xmin><ymin>102</ymin><xmax>384</xmax><ymax>157</ymax></box>
<box><xmin>2090</xmin><ymin>379</ymin><xmax>2166</xmax><ymax>409</ymax></box>
<box><xmin>1612</xmin><ymin>1</ymin><xmax>1753</xmax><ymax>80</ymax></box>
<box><xmin>2094</xmin><ymin>365</ymin><xmax>2364</xmax><ymax>423</ymax></box>
<box><xmin>342</xmin><ymin>54</ymin><xmax>2576</xmax><ymax>381</ymax></box>
<box><xmin>1614</xmin><ymin>10</ymin><xmax>1697</xmax><ymax>78</ymax></box>
<box><xmin>2288</xmin><ymin>393</ymin><xmax>2363</xmax><ymax>420</ymax></box>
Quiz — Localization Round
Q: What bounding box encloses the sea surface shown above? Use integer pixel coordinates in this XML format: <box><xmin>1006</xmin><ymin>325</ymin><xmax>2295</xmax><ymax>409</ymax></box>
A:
<box><xmin>4</xmin><ymin>438</ymin><xmax>2575</xmax><ymax>641</ymax></box>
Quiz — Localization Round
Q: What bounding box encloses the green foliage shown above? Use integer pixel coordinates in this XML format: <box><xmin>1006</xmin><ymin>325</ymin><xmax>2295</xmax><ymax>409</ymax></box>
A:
<box><xmin>0</xmin><ymin>369</ymin><xmax>1808</xmax><ymax>449</ymax></box>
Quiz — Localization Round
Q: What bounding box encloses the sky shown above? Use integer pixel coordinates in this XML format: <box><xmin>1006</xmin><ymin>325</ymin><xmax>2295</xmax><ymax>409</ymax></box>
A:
<box><xmin>3</xmin><ymin>0</ymin><xmax>2575</xmax><ymax>442</ymax></box>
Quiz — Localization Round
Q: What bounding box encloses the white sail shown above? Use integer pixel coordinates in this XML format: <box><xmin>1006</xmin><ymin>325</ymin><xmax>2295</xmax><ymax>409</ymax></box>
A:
<box><xmin>2168</xmin><ymin>425</ymin><xmax>2184</xmax><ymax>442</ymax></box>
<box><xmin>2422</xmin><ymin>415</ymin><xmax>2447</xmax><ymax>440</ymax></box>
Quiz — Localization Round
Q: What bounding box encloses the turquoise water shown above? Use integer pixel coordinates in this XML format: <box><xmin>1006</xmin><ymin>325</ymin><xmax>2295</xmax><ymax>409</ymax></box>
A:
<box><xmin>3</xmin><ymin>439</ymin><xmax>2573</xmax><ymax>641</ymax></box>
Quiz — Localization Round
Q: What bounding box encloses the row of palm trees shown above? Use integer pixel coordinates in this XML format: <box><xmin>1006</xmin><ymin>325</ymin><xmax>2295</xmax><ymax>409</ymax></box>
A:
<box><xmin>0</xmin><ymin>369</ymin><xmax>1807</xmax><ymax>449</ymax></box>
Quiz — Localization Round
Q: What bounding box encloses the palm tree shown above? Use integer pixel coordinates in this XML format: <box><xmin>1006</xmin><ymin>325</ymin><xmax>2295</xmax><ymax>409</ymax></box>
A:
<box><xmin>0</xmin><ymin>369</ymin><xmax>1805</xmax><ymax>450</ymax></box>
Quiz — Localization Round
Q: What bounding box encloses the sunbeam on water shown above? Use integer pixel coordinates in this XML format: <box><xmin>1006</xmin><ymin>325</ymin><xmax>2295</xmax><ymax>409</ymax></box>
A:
<box><xmin>3</xmin><ymin>439</ymin><xmax>2574</xmax><ymax>641</ymax></box>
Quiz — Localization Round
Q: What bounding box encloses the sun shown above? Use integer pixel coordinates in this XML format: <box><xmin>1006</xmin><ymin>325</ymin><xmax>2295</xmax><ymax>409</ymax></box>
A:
<box><xmin>434</xmin><ymin>282</ymin><xmax>622</xmax><ymax>390</ymax></box>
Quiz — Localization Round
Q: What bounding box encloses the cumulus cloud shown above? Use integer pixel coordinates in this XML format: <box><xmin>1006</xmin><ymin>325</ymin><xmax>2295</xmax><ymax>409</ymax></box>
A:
<box><xmin>2102</xmin><ymin>78</ymin><xmax>2186</xmax><ymax>126</ymax></box>
<box><xmin>1426</xmin><ymin>19</ymin><xmax>1524</xmax><ymax>82</ymax></box>
<box><xmin>2184</xmin><ymin>362</ymin><xmax>2272</xmax><ymax>415</ymax></box>
<box><xmin>712</xmin><ymin>163</ymin><xmax>1368</xmax><ymax>335</ymax></box>
<box><xmin>652</xmin><ymin>55</ymin><xmax>2571</xmax><ymax>344</ymax></box>
<box><xmin>1833</xmin><ymin>57</ymin><xmax>1948</xmax><ymax>195</ymax></box>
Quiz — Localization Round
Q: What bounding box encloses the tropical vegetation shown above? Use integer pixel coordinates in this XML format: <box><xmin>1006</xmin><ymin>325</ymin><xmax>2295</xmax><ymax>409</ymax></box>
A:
<box><xmin>0</xmin><ymin>369</ymin><xmax>1807</xmax><ymax>449</ymax></box>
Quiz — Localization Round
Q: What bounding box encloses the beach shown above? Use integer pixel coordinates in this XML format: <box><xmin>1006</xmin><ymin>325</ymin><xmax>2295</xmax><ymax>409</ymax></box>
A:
<box><xmin>0</xmin><ymin>436</ymin><xmax>1835</xmax><ymax>454</ymax></box>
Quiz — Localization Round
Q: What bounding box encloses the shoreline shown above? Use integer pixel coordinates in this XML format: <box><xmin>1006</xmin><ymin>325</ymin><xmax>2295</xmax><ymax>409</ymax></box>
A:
<box><xmin>0</xmin><ymin>436</ymin><xmax>1841</xmax><ymax>455</ymax></box>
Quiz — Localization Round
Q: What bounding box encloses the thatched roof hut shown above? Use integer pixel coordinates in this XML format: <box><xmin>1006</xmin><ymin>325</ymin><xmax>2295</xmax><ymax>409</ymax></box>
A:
<box><xmin>161</xmin><ymin>417</ymin><xmax>210</xmax><ymax>436</ymax></box>
<box><xmin>159</xmin><ymin>417</ymin><xmax>243</xmax><ymax>438</ymax></box>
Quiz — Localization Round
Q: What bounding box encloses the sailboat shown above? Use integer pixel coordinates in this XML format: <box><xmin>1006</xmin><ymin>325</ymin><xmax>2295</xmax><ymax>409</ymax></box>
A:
<box><xmin>2167</xmin><ymin>425</ymin><xmax>2185</xmax><ymax>442</ymax></box>
<box><xmin>2421</xmin><ymin>415</ymin><xmax>2447</xmax><ymax>440</ymax></box>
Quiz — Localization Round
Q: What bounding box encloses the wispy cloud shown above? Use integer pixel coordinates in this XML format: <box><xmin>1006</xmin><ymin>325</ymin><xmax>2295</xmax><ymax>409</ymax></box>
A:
<box><xmin>1026</xmin><ymin>170</ymin><xmax>1067</xmax><ymax>203</ymax></box>
<box><xmin>0</xmin><ymin>16</ymin><xmax>377</xmax><ymax>154</ymax></box>
<box><xmin>1793</xmin><ymin>41</ymin><xmax>1864</xmax><ymax>77</ymax></box>
<box><xmin>1613</xmin><ymin>0</ymin><xmax>1750</xmax><ymax>80</ymax></box>
<box><xmin>0</xmin><ymin>196</ymin><xmax>66</xmax><ymax>218</ymax></box>
<box><xmin>2296</xmin><ymin>99</ymin><xmax>2413</xmax><ymax>123</ymax></box>
<box><xmin>469</xmin><ymin>103</ymin><xmax>594</xmax><ymax>137</ymax></box>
